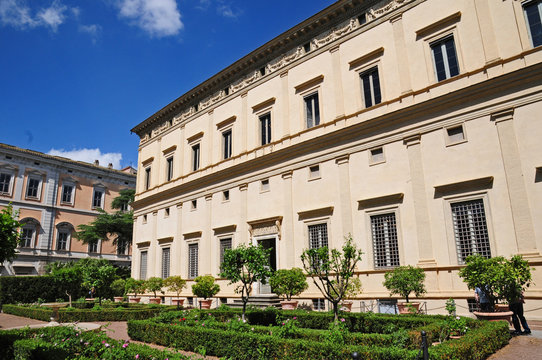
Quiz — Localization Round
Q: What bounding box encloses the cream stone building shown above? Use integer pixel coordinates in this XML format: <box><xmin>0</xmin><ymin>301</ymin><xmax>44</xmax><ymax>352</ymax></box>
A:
<box><xmin>0</xmin><ymin>143</ymin><xmax>136</xmax><ymax>275</ymax></box>
<box><xmin>130</xmin><ymin>0</ymin><xmax>542</xmax><ymax>317</ymax></box>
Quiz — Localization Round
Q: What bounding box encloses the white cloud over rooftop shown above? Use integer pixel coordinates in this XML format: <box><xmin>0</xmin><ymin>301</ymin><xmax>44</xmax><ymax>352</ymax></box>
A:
<box><xmin>117</xmin><ymin>0</ymin><xmax>183</xmax><ymax>37</ymax></box>
<box><xmin>48</xmin><ymin>148</ymin><xmax>123</xmax><ymax>169</ymax></box>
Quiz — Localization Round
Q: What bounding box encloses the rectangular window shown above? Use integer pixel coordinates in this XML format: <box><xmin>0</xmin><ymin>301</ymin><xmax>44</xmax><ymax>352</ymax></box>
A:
<box><xmin>259</xmin><ymin>113</ymin><xmax>272</xmax><ymax>145</ymax></box>
<box><xmin>312</xmin><ymin>298</ymin><xmax>326</xmax><ymax>311</ymax></box>
<box><xmin>162</xmin><ymin>248</ymin><xmax>170</xmax><ymax>279</ymax></box>
<box><xmin>166</xmin><ymin>157</ymin><xmax>174</xmax><ymax>181</ymax></box>
<box><xmin>88</xmin><ymin>242</ymin><xmax>98</xmax><ymax>253</ymax></box>
<box><xmin>61</xmin><ymin>184</ymin><xmax>74</xmax><ymax>203</ymax></box>
<box><xmin>140</xmin><ymin>251</ymin><xmax>148</xmax><ymax>279</ymax></box>
<box><xmin>371</xmin><ymin>213</ymin><xmax>400</xmax><ymax>268</ymax></box>
<box><xmin>57</xmin><ymin>231</ymin><xmax>68</xmax><ymax>251</ymax></box>
<box><xmin>260</xmin><ymin>179</ymin><xmax>270</xmax><ymax>192</ymax></box>
<box><xmin>26</xmin><ymin>178</ymin><xmax>40</xmax><ymax>198</ymax></box>
<box><xmin>451</xmin><ymin>199</ymin><xmax>491</xmax><ymax>264</ymax></box>
<box><xmin>222</xmin><ymin>129</ymin><xmax>232</xmax><ymax>159</ymax></box>
<box><xmin>370</xmin><ymin>147</ymin><xmax>385</xmax><ymax>164</ymax></box>
<box><xmin>524</xmin><ymin>1</ymin><xmax>542</xmax><ymax>47</ymax></box>
<box><xmin>192</xmin><ymin>144</ymin><xmax>200</xmax><ymax>171</ymax></box>
<box><xmin>431</xmin><ymin>35</ymin><xmax>459</xmax><ymax>82</ymax></box>
<box><xmin>304</xmin><ymin>92</ymin><xmax>320</xmax><ymax>128</ymax></box>
<box><xmin>188</xmin><ymin>243</ymin><xmax>199</xmax><ymax>279</ymax></box>
<box><xmin>20</xmin><ymin>228</ymin><xmax>34</xmax><ymax>248</ymax></box>
<box><xmin>446</xmin><ymin>125</ymin><xmax>465</xmax><ymax>144</ymax></box>
<box><xmin>117</xmin><ymin>240</ymin><xmax>128</xmax><ymax>255</ymax></box>
<box><xmin>0</xmin><ymin>173</ymin><xmax>12</xmax><ymax>194</ymax></box>
<box><xmin>219</xmin><ymin>238</ymin><xmax>232</xmax><ymax>266</ymax></box>
<box><xmin>360</xmin><ymin>67</ymin><xmax>382</xmax><ymax>108</ymax></box>
<box><xmin>309</xmin><ymin>165</ymin><xmax>320</xmax><ymax>179</ymax></box>
<box><xmin>145</xmin><ymin>167</ymin><xmax>151</xmax><ymax>190</ymax></box>
<box><xmin>92</xmin><ymin>189</ymin><xmax>103</xmax><ymax>208</ymax></box>
<box><xmin>308</xmin><ymin>223</ymin><xmax>328</xmax><ymax>249</ymax></box>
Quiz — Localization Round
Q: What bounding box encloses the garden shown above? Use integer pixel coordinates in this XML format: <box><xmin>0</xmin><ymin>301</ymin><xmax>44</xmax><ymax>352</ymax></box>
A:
<box><xmin>0</xmin><ymin>237</ymin><xmax>532</xmax><ymax>359</ymax></box>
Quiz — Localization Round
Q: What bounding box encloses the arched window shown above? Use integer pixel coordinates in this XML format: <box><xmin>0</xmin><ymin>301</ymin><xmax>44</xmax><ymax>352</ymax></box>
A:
<box><xmin>19</xmin><ymin>218</ymin><xmax>40</xmax><ymax>248</ymax></box>
<box><xmin>56</xmin><ymin>222</ymin><xmax>74</xmax><ymax>251</ymax></box>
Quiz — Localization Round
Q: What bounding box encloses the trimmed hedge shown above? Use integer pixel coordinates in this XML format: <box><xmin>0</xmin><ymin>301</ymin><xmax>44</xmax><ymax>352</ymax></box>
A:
<box><xmin>13</xmin><ymin>339</ymin><xmax>68</xmax><ymax>360</ymax></box>
<box><xmin>0</xmin><ymin>276</ymin><xmax>84</xmax><ymax>307</ymax></box>
<box><xmin>128</xmin><ymin>320</ymin><xmax>418</xmax><ymax>360</ymax></box>
<box><xmin>2</xmin><ymin>304</ymin><xmax>171</xmax><ymax>322</ymax></box>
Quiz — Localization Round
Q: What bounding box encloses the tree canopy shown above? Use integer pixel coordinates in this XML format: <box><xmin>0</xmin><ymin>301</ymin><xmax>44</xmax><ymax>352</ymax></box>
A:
<box><xmin>0</xmin><ymin>204</ymin><xmax>22</xmax><ymax>263</ymax></box>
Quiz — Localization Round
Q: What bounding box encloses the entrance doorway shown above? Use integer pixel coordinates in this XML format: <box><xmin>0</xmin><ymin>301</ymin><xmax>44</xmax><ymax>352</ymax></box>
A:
<box><xmin>257</xmin><ymin>238</ymin><xmax>276</xmax><ymax>294</ymax></box>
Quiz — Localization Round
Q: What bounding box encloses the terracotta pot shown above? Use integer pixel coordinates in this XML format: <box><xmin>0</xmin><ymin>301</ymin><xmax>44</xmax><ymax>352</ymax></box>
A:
<box><xmin>280</xmin><ymin>300</ymin><xmax>298</xmax><ymax>310</ymax></box>
<box><xmin>397</xmin><ymin>302</ymin><xmax>420</xmax><ymax>314</ymax></box>
<box><xmin>199</xmin><ymin>299</ymin><xmax>213</xmax><ymax>309</ymax></box>
<box><xmin>114</xmin><ymin>297</ymin><xmax>124</xmax><ymax>303</ymax></box>
<box><xmin>494</xmin><ymin>304</ymin><xmax>510</xmax><ymax>312</ymax></box>
<box><xmin>129</xmin><ymin>297</ymin><xmax>141</xmax><ymax>303</ymax></box>
<box><xmin>149</xmin><ymin>297</ymin><xmax>161</xmax><ymax>304</ymax></box>
<box><xmin>449</xmin><ymin>335</ymin><xmax>462</xmax><ymax>340</ymax></box>
<box><xmin>339</xmin><ymin>300</ymin><xmax>353</xmax><ymax>312</ymax></box>
<box><xmin>172</xmin><ymin>299</ymin><xmax>184</xmax><ymax>307</ymax></box>
<box><xmin>473</xmin><ymin>311</ymin><xmax>513</xmax><ymax>324</ymax></box>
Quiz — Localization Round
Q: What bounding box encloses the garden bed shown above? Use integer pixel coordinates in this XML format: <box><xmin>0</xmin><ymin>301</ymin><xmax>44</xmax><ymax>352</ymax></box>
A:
<box><xmin>2</xmin><ymin>303</ymin><xmax>176</xmax><ymax>322</ymax></box>
<box><xmin>127</xmin><ymin>308</ymin><xmax>510</xmax><ymax>360</ymax></box>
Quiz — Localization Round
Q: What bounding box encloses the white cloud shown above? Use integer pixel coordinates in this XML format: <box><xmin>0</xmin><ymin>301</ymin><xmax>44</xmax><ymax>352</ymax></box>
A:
<box><xmin>117</xmin><ymin>0</ymin><xmax>183</xmax><ymax>37</ymax></box>
<box><xmin>217</xmin><ymin>3</ymin><xmax>240</xmax><ymax>19</ymax></box>
<box><xmin>79</xmin><ymin>23</ymin><xmax>101</xmax><ymax>43</ymax></box>
<box><xmin>0</xmin><ymin>0</ymin><xmax>69</xmax><ymax>31</ymax></box>
<box><xmin>47</xmin><ymin>148</ymin><xmax>123</xmax><ymax>169</ymax></box>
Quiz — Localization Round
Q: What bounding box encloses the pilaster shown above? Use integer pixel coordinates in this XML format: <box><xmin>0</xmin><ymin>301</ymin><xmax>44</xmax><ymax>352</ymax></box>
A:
<box><xmin>280</xmin><ymin>71</ymin><xmax>290</xmax><ymax>137</ymax></box>
<box><xmin>390</xmin><ymin>14</ymin><xmax>413</xmax><ymax>94</ymax></box>
<box><xmin>335</xmin><ymin>155</ymin><xmax>353</xmax><ymax>237</ymax></box>
<box><xmin>239</xmin><ymin>183</ymin><xmax>248</xmax><ymax>245</ymax></box>
<box><xmin>330</xmin><ymin>45</ymin><xmax>345</xmax><ymax>118</ymax></box>
<box><xmin>281</xmin><ymin>170</ymin><xmax>294</xmax><ymax>268</ymax></box>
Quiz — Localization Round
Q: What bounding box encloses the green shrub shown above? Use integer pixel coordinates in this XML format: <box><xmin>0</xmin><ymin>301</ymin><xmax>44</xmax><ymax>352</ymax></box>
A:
<box><xmin>269</xmin><ymin>268</ymin><xmax>308</xmax><ymax>301</ymax></box>
<box><xmin>191</xmin><ymin>275</ymin><xmax>220</xmax><ymax>300</ymax></box>
<box><xmin>13</xmin><ymin>339</ymin><xmax>68</xmax><ymax>360</ymax></box>
<box><xmin>0</xmin><ymin>276</ymin><xmax>84</xmax><ymax>307</ymax></box>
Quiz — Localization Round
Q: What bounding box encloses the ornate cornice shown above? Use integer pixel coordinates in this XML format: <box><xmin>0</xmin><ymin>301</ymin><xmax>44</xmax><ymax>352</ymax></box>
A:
<box><xmin>131</xmin><ymin>0</ymin><xmax>417</xmax><ymax>141</ymax></box>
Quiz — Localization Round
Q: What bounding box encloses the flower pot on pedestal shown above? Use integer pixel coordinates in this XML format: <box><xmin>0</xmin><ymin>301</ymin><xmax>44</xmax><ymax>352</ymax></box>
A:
<box><xmin>280</xmin><ymin>300</ymin><xmax>298</xmax><ymax>310</ymax></box>
<box><xmin>473</xmin><ymin>311</ymin><xmax>513</xmax><ymax>324</ymax></box>
<box><xmin>397</xmin><ymin>302</ymin><xmax>420</xmax><ymax>314</ymax></box>
<box><xmin>199</xmin><ymin>299</ymin><xmax>213</xmax><ymax>309</ymax></box>
<box><xmin>129</xmin><ymin>297</ymin><xmax>141</xmax><ymax>303</ymax></box>
<box><xmin>114</xmin><ymin>297</ymin><xmax>124</xmax><ymax>303</ymax></box>
<box><xmin>339</xmin><ymin>300</ymin><xmax>353</xmax><ymax>312</ymax></box>
<box><xmin>148</xmin><ymin>297</ymin><xmax>161</xmax><ymax>304</ymax></box>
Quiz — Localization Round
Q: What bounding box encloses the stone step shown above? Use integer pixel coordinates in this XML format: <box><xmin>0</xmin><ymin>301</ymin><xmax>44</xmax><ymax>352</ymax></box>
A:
<box><xmin>227</xmin><ymin>295</ymin><xmax>282</xmax><ymax>309</ymax></box>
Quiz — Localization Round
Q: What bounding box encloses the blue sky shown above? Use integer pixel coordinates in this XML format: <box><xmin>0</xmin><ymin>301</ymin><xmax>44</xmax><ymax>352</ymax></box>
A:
<box><xmin>0</xmin><ymin>0</ymin><xmax>332</xmax><ymax>169</ymax></box>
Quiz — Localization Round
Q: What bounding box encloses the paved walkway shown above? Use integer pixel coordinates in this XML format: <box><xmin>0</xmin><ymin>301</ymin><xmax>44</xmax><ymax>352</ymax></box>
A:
<box><xmin>2</xmin><ymin>312</ymin><xmax>541</xmax><ymax>359</ymax></box>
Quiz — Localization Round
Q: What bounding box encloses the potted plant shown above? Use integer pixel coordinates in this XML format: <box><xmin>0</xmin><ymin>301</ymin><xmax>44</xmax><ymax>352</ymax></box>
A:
<box><xmin>338</xmin><ymin>276</ymin><xmax>362</xmax><ymax>312</ymax></box>
<box><xmin>383</xmin><ymin>265</ymin><xmax>426</xmax><ymax>314</ymax></box>
<box><xmin>145</xmin><ymin>277</ymin><xmax>165</xmax><ymax>304</ymax></box>
<box><xmin>125</xmin><ymin>278</ymin><xmax>145</xmax><ymax>303</ymax></box>
<box><xmin>458</xmin><ymin>254</ymin><xmax>531</xmax><ymax>322</ymax></box>
<box><xmin>269</xmin><ymin>268</ymin><xmax>308</xmax><ymax>310</ymax></box>
<box><xmin>111</xmin><ymin>278</ymin><xmax>126</xmax><ymax>302</ymax></box>
<box><xmin>164</xmin><ymin>275</ymin><xmax>187</xmax><ymax>309</ymax></box>
<box><xmin>191</xmin><ymin>275</ymin><xmax>220</xmax><ymax>309</ymax></box>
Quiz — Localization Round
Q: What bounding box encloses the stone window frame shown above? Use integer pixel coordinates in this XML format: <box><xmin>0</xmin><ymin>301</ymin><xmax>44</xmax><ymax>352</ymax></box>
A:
<box><xmin>364</xmin><ymin>205</ymin><xmax>404</xmax><ymax>270</ymax></box>
<box><xmin>0</xmin><ymin>164</ymin><xmax>17</xmax><ymax>197</ymax></box>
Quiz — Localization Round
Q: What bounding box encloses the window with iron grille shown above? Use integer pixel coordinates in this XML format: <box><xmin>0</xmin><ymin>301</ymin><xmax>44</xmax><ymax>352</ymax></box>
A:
<box><xmin>0</xmin><ymin>173</ymin><xmax>12</xmax><ymax>194</ymax></box>
<box><xmin>371</xmin><ymin>213</ymin><xmax>400</xmax><ymax>269</ymax></box>
<box><xmin>304</xmin><ymin>92</ymin><xmax>320</xmax><ymax>128</ymax></box>
<box><xmin>140</xmin><ymin>251</ymin><xmax>148</xmax><ymax>279</ymax></box>
<box><xmin>188</xmin><ymin>243</ymin><xmax>199</xmax><ymax>279</ymax></box>
<box><xmin>26</xmin><ymin>177</ymin><xmax>40</xmax><ymax>198</ymax></box>
<box><xmin>524</xmin><ymin>0</ymin><xmax>542</xmax><ymax>47</ymax></box>
<box><xmin>451</xmin><ymin>199</ymin><xmax>491</xmax><ymax>264</ymax></box>
<box><xmin>308</xmin><ymin>223</ymin><xmax>328</xmax><ymax>249</ymax></box>
<box><xmin>20</xmin><ymin>227</ymin><xmax>34</xmax><ymax>248</ymax></box>
<box><xmin>219</xmin><ymin>238</ymin><xmax>232</xmax><ymax>266</ymax></box>
<box><xmin>259</xmin><ymin>113</ymin><xmax>272</xmax><ymax>145</ymax></box>
<box><xmin>312</xmin><ymin>298</ymin><xmax>326</xmax><ymax>311</ymax></box>
<box><xmin>117</xmin><ymin>240</ymin><xmax>128</xmax><ymax>255</ymax></box>
<box><xmin>360</xmin><ymin>67</ymin><xmax>381</xmax><ymax>108</ymax></box>
<box><xmin>162</xmin><ymin>248</ymin><xmax>170</xmax><ymax>279</ymax></box>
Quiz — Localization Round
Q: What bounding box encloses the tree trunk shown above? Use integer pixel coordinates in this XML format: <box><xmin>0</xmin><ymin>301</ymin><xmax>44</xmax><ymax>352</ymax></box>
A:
<box><xmin>333</xmin><ymin>301</ymin><xmax>339</xmax><ymax>323</ymax></box>
<box><xmin>242</xmin><ymin>299</ymin><xmax>247</xmax><ymax>322</ymax></box>
<box><xmin>66</xmin><ymin>291</ymin><xmax>72</xmax><ymax>308</ymax></box>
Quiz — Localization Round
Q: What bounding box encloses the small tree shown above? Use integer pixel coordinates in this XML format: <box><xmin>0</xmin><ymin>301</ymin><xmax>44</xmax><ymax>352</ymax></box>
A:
<box><xmin>164</xmin><ymin>276</ymin><xmax>187</xmax><ymax>309</ymax></box>
<box><xmin>0</xmin><ymin>204</ymin><xmax>22</xmax><ymax>263</ymax></box>
<box><xmin>125</xmin><ymin>278</ymin><xmax>145</xmax><ymax>298</ymax></box>
<box><xmin>145</xmin><ymin>277</ymin><xmax>165</xmax><ymax>298</ymax></box>
<box><xmin>50</xmin><ymin>266</ymin><xmax>82</xmax><ymax>307</ymax></box>
<box><xmin>220</xmin><ymin>244</ymin><xmax>272</xmax><ymax>321</ymax></box>
<box><xmin>269</xmin><ymin>268</ymin><xmax>308</xmax><ymax>301</ymax></box>
<box><xmin>458</xmin><ymin>254</ymin><xmax>532</xmax><ymax>311</ymax></box>
<box><xmin>111</xmin><ymin>278</ymin><xmax>126</xmax><ymax>298</ymax></box>
<box><xmin>80</xmin><ymin>259</ymin><xmax>117</xmax><ymax>305</ymax></box>
<box><xmin>191</xmin><ymin>275</ymin><xmax>220</xmax><ymax>308</ymax></box>
<box><xmin>300</xmin><ymin>235</ymin><xmax>363</xmax><ymax>322</ymax></box>
<box><xmin>383</xmin><ymin>265</ymin><xmax>426</xmax><ymax>303</ymax></box>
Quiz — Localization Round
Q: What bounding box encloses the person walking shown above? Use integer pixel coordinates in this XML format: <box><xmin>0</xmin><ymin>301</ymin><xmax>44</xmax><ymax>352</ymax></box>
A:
<box><xmin>510</xmin><ymin>292</ymin><xmax>531</xmax><ymax>335</ymax></box>
<box><xmin>474</xmin><ymin>286</ymin><xmax>491</xmax><ymax>312</ymax></box>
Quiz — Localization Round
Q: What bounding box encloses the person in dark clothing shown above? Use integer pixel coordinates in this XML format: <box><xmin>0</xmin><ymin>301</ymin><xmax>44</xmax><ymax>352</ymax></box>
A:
<box><xmin>475</xmin><ymin>286</ymin><xmax>491</xmax><ymax>312</ymax></box>
<box><xmin>510</xmin><ymin>292</ymin><xmax>531</xmax><ymax>335</ymax></box>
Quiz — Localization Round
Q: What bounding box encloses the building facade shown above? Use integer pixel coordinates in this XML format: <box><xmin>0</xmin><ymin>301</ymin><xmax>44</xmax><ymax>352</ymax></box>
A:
<box><xmin>130</xmin><ymin>0</ymin><xmax>542</xmax><ymax>318</ymax></box>
<box><xmin>0</xmin><ymin>143</ymin><xmax>136</xmax><ymax>275</ymax></box>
